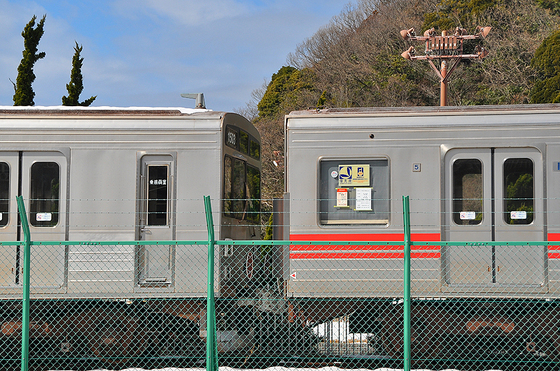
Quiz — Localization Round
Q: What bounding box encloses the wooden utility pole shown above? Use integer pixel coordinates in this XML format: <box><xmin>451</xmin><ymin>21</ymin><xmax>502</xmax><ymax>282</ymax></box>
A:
<box><xmin>400</xmin><ymin>26</ymin><xmax>491</xmax><ymax>106</ymax></box>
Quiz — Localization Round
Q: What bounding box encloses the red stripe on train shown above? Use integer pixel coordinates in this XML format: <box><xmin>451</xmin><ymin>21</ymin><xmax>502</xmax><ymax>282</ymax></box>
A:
<box><xmin>290</xmin><ymin>252</ymin><xmax>441</xmax><ymax>260</ymax></box>
<box><xmin>289</xmin><ymin>233</ymin><xmax>440</xmax><ymax>259</ymax></box>
<box><xmin>289</xmin><ymin>233</ymin><xmax>440</xmax><ymax>241</ymax></box>
<box><xmin>548</xmin><ymin>233</ymin><xmax>560</xmax><ymax>258</ymax></box>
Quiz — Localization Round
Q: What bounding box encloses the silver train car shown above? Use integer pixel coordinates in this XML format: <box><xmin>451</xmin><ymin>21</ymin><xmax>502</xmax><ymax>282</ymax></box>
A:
<box><xmin>0</xmin><ymin>106</ymin><xmax>269</xmax><ymax>364</ymax></box>
<box><xmin>281</xmin><ymin>104</ymin><xmax>560</xmax><ymax>360</ymax></box>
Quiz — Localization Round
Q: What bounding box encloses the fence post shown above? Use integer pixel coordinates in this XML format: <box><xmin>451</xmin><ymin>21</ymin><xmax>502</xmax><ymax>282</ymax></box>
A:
<box><xmin>16</xmin><ymin>196</ymin><xmax>30</xmax><ymax>371</ymax></box>
<box><xmin>402</xmin><ymin>196</ymin><xmax>411</xmax><ymax>371</ymax></box>
<box><xmin>203</xmin><ymin>196</ymin><xmax>218</xmax><ymax>371</ymax></box>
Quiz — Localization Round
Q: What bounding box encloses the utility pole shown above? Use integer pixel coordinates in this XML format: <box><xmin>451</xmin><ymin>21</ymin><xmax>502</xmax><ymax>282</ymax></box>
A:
<box><xmin>400</xmin><ymin>26</ymin><xmax>491</xmax><ymax>106</ymax></box>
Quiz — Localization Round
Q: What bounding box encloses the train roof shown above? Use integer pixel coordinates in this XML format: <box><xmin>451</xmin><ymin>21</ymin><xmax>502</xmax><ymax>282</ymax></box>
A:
<box><xmin>0</xmin><ymin>105</ymin><xmax>216</xmax><ymax>117</ymax></box>
<box><xmin>0</xmin><ymin>106</ymin><xmax>253</xmax><ymax>131</ymax></box>
<box><xmin>286</xmin><ymin>103</ymin><xmax>560</xmax><ymax>129</ymax></box>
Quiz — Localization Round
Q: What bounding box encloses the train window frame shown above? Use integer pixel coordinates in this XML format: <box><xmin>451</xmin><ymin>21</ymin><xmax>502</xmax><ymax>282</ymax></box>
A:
<box><xmin>318</xmin><ymin>157</ymin><xmax>390</xmax><ymax>226</ymax></box>
<box><xmin>29</xmin><ymin>161</ymin><xmax>60</xmax><ymax>227</ymax></box>
<box><xmin>452</xmin><ymin>158</ymin><xmax>484</xmax><ymax>226</ymax></box>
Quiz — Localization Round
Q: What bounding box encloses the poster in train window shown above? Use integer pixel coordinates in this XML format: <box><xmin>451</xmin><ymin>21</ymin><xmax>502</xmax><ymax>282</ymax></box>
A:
<box><xmin>338</xmin><ymin>165</ymin><xmax>370</xmax><ymax>187</ymax></box>
<box><xmin>319</xmin><ymin>159</ymin><xmax>389</xmax><ymax>225</ymax></box>
<box><xmin>147</xmin><ymin>165</ymin><xmax>168</xmax><ymax>226</ymax></box>
<box><xmin>29</xmin><ymin>162</ymin><xmax>59</xmax><ymax>227</ymax></box>
<box><xmin>0</xmin><ymin>162</ymin><xmax>8</xmax><ymax>227</ymax></box>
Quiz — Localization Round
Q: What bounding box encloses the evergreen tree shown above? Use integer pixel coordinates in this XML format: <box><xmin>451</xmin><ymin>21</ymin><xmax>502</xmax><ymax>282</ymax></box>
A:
<box><xmin>13</xmin><ymin>15</ymin><xmax>46</xmax><ymax>106</ymax></box>
<box><xmin>530</xmin><ymin>29</ymin><xmax>560</xmax><ymax>103</ymax></box>
<box><xmin>62</xmin><ymin>42</ymin><xmax>97</xmax><ymax>106</ymax></box>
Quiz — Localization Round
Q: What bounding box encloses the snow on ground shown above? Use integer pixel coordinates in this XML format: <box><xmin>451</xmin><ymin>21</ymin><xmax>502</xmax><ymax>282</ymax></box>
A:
<box><xmin>85</xmin><ymin>368</ymin><xmax>502</xmax><ymax>371</ymax></box>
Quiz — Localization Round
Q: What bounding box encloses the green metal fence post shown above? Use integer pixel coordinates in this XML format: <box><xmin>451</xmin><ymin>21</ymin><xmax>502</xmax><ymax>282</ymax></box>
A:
<box><xmin>16</xmin><ymin>196</ymin><xmax>30</xmax><ymax>371</ymax></box>
<box><xmin>402</xmin><ymin>196</ymin><xmax>411</xmax><ymax>371</ymax></box>
<box><xmin>203</xmin><ymin>196</ymin><xmax>218</xmax><ymax>371</ymax></box>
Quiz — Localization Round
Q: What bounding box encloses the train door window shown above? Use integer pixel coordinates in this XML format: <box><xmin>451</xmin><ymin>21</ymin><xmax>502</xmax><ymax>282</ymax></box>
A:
<box><xmin>223</xmin><ymin>155</ymin><xmax>246</xmax><ymax>219</ymax></box>
<box><xmin>29</xmin><ymin>162</ymin><xmax>59</xmax><ymax>227</ymax></box>
<box><xmin>0</xmin><ymin>163</ymin><xmax>8</xmax><ymax>227</ymax></box>
<box><xmin>250</xmin><ymin>138</ymin><xmax>260</xmax><ymax>160</ymax></box>
<box><xmin>452</xmin><ymin>159</ymin><xmax>483</xmax><ymax>225</ymax></box>
<box><xmin>503</xmin><ymin>158</ymin><xmax>533</xmax><ymax>225</ymax></box>
<box><xmin>247</xmin><ymin>165</ymin><xmax>261</xmax><ymax>223</ymax></box>
<box><xmin>319</xmin><ymin>159</ymin><xmax>389</xmax><ymax>225</ymax></box>
<box><xmin>147</xmin><ymin>165</ymin><xmax>169</xmax><ymax>226</ymax></box>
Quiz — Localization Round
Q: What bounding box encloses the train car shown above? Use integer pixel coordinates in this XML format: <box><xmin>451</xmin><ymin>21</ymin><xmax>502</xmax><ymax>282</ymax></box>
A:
<box><xmin>281</xmin><ymin>104</ymin><xmax>560</xmax><ymax>362</ymax></box>
<box><xmin>0</xmin><ymin>106</ymin><xmax>275</xmax><ymax>365</ymax></box>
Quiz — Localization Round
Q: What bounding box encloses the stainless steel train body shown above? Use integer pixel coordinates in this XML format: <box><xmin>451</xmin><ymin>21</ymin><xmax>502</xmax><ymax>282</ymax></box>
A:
<box><xmin>283</xmin><ymin>104</ymin><xmax>560</xmax><ymax>299</ymax></box>
<box><xmin>0</xmin><ymin>106</ymin><xmax>266</xmax><ymax>361</ymax></box>
<box><xmin>283</xmin><ymin>104</ymin><xmax>560</xmax><ymax>361</ymax></box>
<box><xmin>0</xmin><ymin>106</ymin><xmax>262</xmax><ymax>299</ymax></box>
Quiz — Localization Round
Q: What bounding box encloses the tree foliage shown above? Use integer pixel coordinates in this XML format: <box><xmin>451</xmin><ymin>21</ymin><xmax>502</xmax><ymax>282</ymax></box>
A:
<box><xmin>250</xmin><ymin>0</ymin><xmax>560</xmax><ymax>201</ymax></box>
<box><xmin>257</xmin><ymin>66</ymin><xmax>316</xmax><ymax>120</ymax></box>
<box><xmin>62</xmin><ymin>42</ymin><xmax>97</xmax><ymax>106</ymax></box>
<box><xmin>535</xmin><ymin>0</ymin><xmax>560</xmax><ymax>15</ymax></box>
<box><xmin>13</xmin><ymin>15</ymin><xmax>46</xmax><ymax>106</ymax></box>
<box><xmin>530</xmin><ymin>29</ymin><xmax>560</xmax><ymax>103</ymax></box>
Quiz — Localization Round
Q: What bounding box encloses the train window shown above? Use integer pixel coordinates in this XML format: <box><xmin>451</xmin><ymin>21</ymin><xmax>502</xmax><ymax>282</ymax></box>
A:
<box><xmin>224</xmin><ymin>156</ymin><xmax>260</xmax><ymax>222</ymax></box>
<box><xmin>0</xmin><ymin>162</ymin><xmax>8</xmax><ymax>227</ymax></box>
<box><xmin>240</xmin><ymin>130</ymin><xmax>249</xmax><ymax>154</ymax></box>
<box><xmin>452</xmin><ymin>159</ymin><xmax>483</xmax><ymax>225</ymax></box>
<box><xmin>147</xmin><ymin>165</ymin><xmax>168</xmax><ymax>226</ymax></box>
<box><xmin>250</xmin><ymin>137</ymin><xmax>260</xmax><ymax>160</ymax></box>
<box><xmin>30</xmin><ymin>162</ymin><xmax>59</xmax><ymax>227</ymax></box>
<box><xmin>226</xmin><ymin>126</ymin><xmax>238</xmax><ymax>150</ymax></box>
<box><xmin>319</xmin><ymin>159</ymin><xmax>389</xmax><ymax>225</ymax></box>
<box><xmin>247</xmin><ymin>165</ymin><xmax>261</xmax><ymax>223</ymax></box>
<box><xmin>503</xmin><ymin>158</ymin><xmax>533</xmax><ymax>225</ymax></box>
<box><xmin>224</xmin><ymin>156</ymin><xmax>233</xmax><ymax>215</ymax></box>
<box><xmin>223</xmin><ymin>155</ymin><xmax>246</xmax><ymax>219</ymax></box>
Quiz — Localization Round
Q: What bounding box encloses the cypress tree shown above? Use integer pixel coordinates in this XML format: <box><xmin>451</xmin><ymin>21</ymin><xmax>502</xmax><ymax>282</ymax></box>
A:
<box><xmin>62</xmin><ymin>42</ymin><xmax>97</xmax><ymax>106</ymax></box>
<box><xmin>13</xmin><ymin>15</ymin><xmax>46</xmax><ymax>106</ymax></box>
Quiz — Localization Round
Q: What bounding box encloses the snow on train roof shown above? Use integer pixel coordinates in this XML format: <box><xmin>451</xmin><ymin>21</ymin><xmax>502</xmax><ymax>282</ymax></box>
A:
<box><xmin>0</xmin><ymin>106</ymin><xmax>239</xmax><ymax>130</ymax></box>
<box><xmin>0</xmin><ymin>105</ymin><xmax>213</xmax><ymax>115</ymax></box>
<box><xmin>286</xmin><ymin>103</ymin><xmax>560</xmax><ymax>129</ymax></box>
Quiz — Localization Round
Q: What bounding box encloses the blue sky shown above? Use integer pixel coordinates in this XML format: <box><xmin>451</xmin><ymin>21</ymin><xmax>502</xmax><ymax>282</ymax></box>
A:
<box><xmin>0</xmin><ymin>0</ymin><xmax>347</xmax><ymax>112</ymax></box>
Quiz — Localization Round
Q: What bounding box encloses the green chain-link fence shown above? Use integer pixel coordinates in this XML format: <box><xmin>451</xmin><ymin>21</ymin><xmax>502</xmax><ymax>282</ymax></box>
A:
<box><xmin>4</xmin><ymin>196</ymin><xmax>559</xmax><ymax>370</ymax></box>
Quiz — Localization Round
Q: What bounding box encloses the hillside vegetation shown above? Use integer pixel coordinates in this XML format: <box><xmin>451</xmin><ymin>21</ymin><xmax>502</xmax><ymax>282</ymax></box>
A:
<box><xmin>242</xmin><ymin>0</ymin><xmax>560</xmax><ymax>206</ymax></box>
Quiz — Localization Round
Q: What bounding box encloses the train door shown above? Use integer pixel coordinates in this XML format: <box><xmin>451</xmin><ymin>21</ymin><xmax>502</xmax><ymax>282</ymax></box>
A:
<box><xmin>137</xmin><ymin>155</ymin><xmax>175</xmax><ymax>286</ymax></box>
<box><xmin>443</xmin><ymin>148</ymin><xmax>545</xmax><ymax>288</ymax></box>
<box><xmin>0</xmin><ymin>151</ymin><xmax>67</xmax><ymax>289</ymax></box>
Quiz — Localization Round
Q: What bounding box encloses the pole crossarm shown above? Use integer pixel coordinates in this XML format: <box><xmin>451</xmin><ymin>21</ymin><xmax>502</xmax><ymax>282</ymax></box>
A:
<box><xmin>400</xmin><ymin>26</ymin><xmax>491</xmax><ymax>106</ymax></box>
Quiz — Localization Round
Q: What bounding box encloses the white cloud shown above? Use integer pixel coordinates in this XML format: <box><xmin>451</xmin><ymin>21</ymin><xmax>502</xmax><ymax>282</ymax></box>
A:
<box><xmin>113</xmin><ymin>0</ymin><xmax>251</xmax><ymax>26</ymax></box>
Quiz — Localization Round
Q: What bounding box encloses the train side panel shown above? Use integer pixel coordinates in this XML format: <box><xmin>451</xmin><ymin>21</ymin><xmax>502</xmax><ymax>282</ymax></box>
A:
<box><xmin>284</xmin><ymin>105</ymin><xmax>560</xmax><ymax>299</ymax></box>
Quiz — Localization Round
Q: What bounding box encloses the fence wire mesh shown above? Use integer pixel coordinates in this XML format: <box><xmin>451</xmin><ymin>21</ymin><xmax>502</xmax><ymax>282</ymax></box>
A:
<box><xmin>2</xmin><ymin>196</ymin><xmax>559</xmax><ymax>371</ymax></box>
